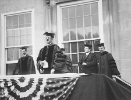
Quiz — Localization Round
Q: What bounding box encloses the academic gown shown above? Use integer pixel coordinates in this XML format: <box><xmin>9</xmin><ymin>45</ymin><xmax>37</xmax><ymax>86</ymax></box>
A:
<box><xmin>14</xmin><ymin>55</ymin><xmax>36</xmax><ymax>75</ymax></box>
<box><xmin>97</xmin><ymin>51</ymin><xmax>120</xmax><ymax>78</ymax></box>
<box><xmin>78</xmin><ymin>52</ymin><xmax>98</xmax><ymax>74</ymax></box>
<box><xmin>37</xmin><ymin>44</ymin><xmax>59</xmax><ymax>74</ymax></box>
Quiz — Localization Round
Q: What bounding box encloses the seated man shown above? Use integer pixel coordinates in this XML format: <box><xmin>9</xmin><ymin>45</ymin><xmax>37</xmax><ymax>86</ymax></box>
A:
<box><xmin>51</xmin><ymin>48</ymin><xmax>73</xmax><ymax>74</ymax></box>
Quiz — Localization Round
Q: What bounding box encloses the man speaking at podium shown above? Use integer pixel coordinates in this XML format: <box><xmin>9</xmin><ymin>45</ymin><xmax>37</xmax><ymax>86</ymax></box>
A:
<box><xmin>37</xmin><ymin>32</ymin><xmax>59</xmax><ymax>74</ymax></box>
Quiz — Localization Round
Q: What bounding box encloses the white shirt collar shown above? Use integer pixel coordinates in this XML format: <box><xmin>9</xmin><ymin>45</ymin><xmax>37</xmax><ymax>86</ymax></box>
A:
<box><xmin>86</xmin><ymin>52</ymin><xmax>90</xmax><ymax>56</ymax></box>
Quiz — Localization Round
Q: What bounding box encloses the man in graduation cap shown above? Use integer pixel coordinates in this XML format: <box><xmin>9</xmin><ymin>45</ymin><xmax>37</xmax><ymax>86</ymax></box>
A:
<box><xmin>97</xmin><ymin>43</ymin><xmax>120</xmax><ymax>78</ymax></box>
<box><xmin>36</xmin><ymin>32</ymin><xmax>60</xmax><ymax>74</ymax></box>
<box><xmin>78</xmin><ymin>43</ymin><xmax>97</xmax><ymax>74</ymax></box>
<box><xmin>13</xmin><ymin>46</ymin><xmax>36</xmax><ymax>75</ymax></box>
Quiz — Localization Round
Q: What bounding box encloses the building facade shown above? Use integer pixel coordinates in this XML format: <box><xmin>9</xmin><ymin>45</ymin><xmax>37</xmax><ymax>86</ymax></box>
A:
<box><xmin>0</xmin><ymin>0</ymin><xmax>131</xmax><ymax>83</ymax></box>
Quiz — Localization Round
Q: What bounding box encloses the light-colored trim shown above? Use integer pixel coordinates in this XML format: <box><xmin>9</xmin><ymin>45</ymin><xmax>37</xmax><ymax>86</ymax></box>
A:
<box><xmin>1</xmin><ymin>13</ymin><xmax>6</xmax><ymax>75</ymax></box>
<box><xmin>31</xmin><ymin>9</ymin><xmax>39</xmax><ymax>74</ymax></box>
<box><xmin>98</xmin><ymin>0</ymin><xmax>104</xmax><ymax>43</ymax></box>
<box><xmin>57</xmin><ymin>4</ymin><xmax>63</xmax><ymax>48</ymax></box>
<box><xmin>1</xmin><ymin>8</ymin><xmax>34</xmax><ymax>75</ymax></box>
<box><xmin>57</xmin><ymin>0</ymin><xmax>99</xmax><ymax>7</ymax></box>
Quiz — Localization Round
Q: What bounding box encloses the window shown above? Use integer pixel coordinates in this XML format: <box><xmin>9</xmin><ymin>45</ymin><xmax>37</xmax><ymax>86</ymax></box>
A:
<box><xmin>5</xmin><ymin>12</ymin><xmax>32</xmax><ymax>75</ymax></box>
<box><xmin>57</xmin><ymin>0</ymin><xmax>103</xmax><ymax>66</ymax></box>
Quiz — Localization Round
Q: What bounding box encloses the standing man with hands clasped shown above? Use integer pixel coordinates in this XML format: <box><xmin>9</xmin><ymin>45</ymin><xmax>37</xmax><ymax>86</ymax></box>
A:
<box><xmin>36</xmin><ymin>32</ymin><xmax>59</xmax><ymax>74</ymax></box>
<box><xmin>97</xmin><ymin>43</ymin><xmax>121</xmax><ymax>78</ymax></box>
<box><xmin>78</xmin><ymin>43</ymin><xmax>97</xmax><ymax>74</ymax></box>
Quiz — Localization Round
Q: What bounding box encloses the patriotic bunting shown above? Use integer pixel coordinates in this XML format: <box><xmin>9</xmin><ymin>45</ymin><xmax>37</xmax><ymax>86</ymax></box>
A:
<box><xmin>0</xmin><ymin>74</ymin><xmax>79</xmax><ymax>100</ymax></box>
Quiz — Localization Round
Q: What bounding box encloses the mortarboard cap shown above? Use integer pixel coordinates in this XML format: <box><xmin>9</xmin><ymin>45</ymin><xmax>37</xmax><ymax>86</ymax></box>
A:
<box><xmin>43</xmin><ymin>32</ymin><xmax>55</xmax><ymax>38</ymax></box>
<box><xmin>60</xmin><ymin>48</ymin><xmax>65</xmax><ymax>51</ymax></box>
<box><xmin>84</xmin><ymin>43</ymin><xmax>92</xmax><ymax>48</ymax></box>
<box><xmin>97</xmin><ymin>43</ymin><xmax>104</xmax><ymax>47</ymax></box>
<box><xmin>20</xmin><ymin>46</ymin><xmax>29</xmax><ymax>50</ymax></box>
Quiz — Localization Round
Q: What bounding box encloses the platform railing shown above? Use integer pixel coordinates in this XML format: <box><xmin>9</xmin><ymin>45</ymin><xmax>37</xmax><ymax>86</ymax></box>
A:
<box><xmin>112</xmin><ymin>75</ymin><xmax>131</xmax><ymax>91</ymax></box>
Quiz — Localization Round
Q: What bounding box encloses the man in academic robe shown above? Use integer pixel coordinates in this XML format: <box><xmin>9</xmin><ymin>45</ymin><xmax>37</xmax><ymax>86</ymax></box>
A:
<box><xmin>97</xmin><ymin>43</ymin><xmax>120</xmax><ymax>78</ymax></box>
<box><xmin>36</xmin><ymin>32</ymin><xmax>60</xmax><ymax>74</ymax></box>
<box><xmin>13</xmin><ymin>46</ymin><xmax>36</xmax><ymax>75</ymax></box>
<box><xmin>78</xmin><ymin>44</ymin><xmax>97</xmax><ymax>74</ymax></box>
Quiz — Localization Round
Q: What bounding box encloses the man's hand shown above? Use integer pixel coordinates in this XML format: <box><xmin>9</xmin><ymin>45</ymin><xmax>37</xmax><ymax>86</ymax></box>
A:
<box><xmin>82</xmin><ymin>62</ymin><xmax>86</xmax><ymax>65</ymax></box>
<box><xmin>51</xmin><ymin>69</ymin><xmax>55</xmax><ymax>74</ymax></box>
<box><xmin>40</xmin><ymin>69</ymin><xmax>44</xmax><ymax>74</ymax></box>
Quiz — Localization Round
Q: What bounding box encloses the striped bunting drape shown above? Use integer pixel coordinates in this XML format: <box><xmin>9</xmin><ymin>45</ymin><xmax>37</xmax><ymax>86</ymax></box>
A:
<box><xmin>0</xmin><ymin>74</ymin><xmax>79</xmax><ymax>100</ymax></box>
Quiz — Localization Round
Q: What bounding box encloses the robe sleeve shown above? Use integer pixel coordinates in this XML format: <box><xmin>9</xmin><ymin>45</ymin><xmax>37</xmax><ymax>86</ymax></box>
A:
<box><xmin>36</xmin><ymin>48</ymin><xmax>45</xmax><ymax>72</ymax></box>
<box><xmin>85</xmin><ymin>53</ymin><xmax>97</xmax><ymax>68</ymax></box>
<box><xmin>108</xmin><ymin>53</ymin><xmax>120</xmax><ymax>76</ymax></box>
<box><xmin>28</xmin><ymin>56</ymin><xmax>36</xmax><ymax>74</ymax></box>
<box><xmin>51</xmin><ymin>45</ymin><xmax>60</xmax><ymax>68</ymax></box>
<box><xmin>66</xmin><ymin>56</ymin><xmax>73</xmax><ymax>72</ymax></box>
<box><xmin>37</xmin><ymin>48</ymin><xmax>45</xmax><ymax>62</ymax></box>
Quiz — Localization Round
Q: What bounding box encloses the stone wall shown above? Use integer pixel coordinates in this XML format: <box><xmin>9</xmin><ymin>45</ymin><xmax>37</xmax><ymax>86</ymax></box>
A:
<box><xmin>118</xmin><ymin>0</ymin><xmax>131</xmax><ymax>83</ymax></box>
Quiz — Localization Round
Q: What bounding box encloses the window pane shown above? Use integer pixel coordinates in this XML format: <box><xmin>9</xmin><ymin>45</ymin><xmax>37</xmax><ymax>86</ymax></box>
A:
<box><xmin>72</xmin><ymin>54</ymin><xmax>77</xmax><ymax>64</ymax></box>
<box><xmin>71</xmin><ymin>42</ymin><xmax>77</xmax><ymax>53</ymax></box>
<box><xmin>12</xmin><ymin>15</ymin><xmax>18</xmax><ymax>28</ymax></box>
<box><xmin>69</xmin><ymin>18</ymin><xmax>76</xmax><ymax>29</ymax></box>
<box><xmin>93</xmin><ymin>39</ymin><xmax>100</xmax><ymax>51</ymax></box>
<box><xmin>26</xmin><ymin>24</ymin><xmax>31</xmax><ymax>27</ymax></box>
<box><xmin>14</xmin><ymin>48</ymin><xmax>19</xmax><ymax>60</ymax></box>
<box><xmin>6</xmin><ymin>16</ymin><xmax>13</xmax><ymax>29</ymax></box>
<box><xmin>77</xmin><ymin>17</ymin><xmax>83</xmax><ymax>28</ymax></box>
<box><xmin>62</xmin><ymin>8</ymin><xmax>68</xmax><ymax>19</ymax></box>
<box><xmin>27</xmin><ymin>46</ymin><xmax>32</xmax><ymax>55</ymax></box>
<box><xmin>92</xmin><ymin>15</ymin><xmax>98</xmax><ymax>26</ymax></box>
<box><xmin>20</xmin><ymin>29</ymin><xmax>26</xmax><ymax>45</ymax></box>
<box><xmin>70</xmin><ymin>29</ymin><xmax>76</xmax><ymax>40</ymax></box>
<box><xmin>14</xmin><ymin>29</ymin><xmax>20</xmax><ymax>46</ymax></box>
<box><xmin>6</xmin><ymin>63</ymin><xmax>17</xmax><ymax>75</ymax></box>
<box><xmin>7</xmin><ymin>48</ymin><xmax>13</xmax><ymax>61</ymax></box>
<box><xmin>63</xmin><ymin>29</ymin><xmax>69</xmax><ymax>41</ymax></box>
<box><xmin>27</xmin><ymin>34</ymin><xmax>32</xmax><ymax>44</ymax></box>
<box><xmin>92</xmin><ymin>26</ymin><xmax>99</xmax><ymax>38</ymax></box>
<box><xmin>63</xmin><ymin>19</ymin><xmax>69</xmax><ymax>41</ymax></box>
<box><xmin>77</xmin><ymin>28</ymin><xmax>84</xmax><ymax>40</ymax></box>
<box><xmin>7</xmin><ymin>30</ymin><xmax>13</xmax><ymax>37</ymax></box>
<box><xmin>69</xmin><ymin>6</ymin><xmax>75</xmax><ymax>18</ymax></box>
<box><xmin>19</xmin><ymin>14</ymin><xmax>25</xmax><ymax>27</ymax></box>
<box><xmin>63</xmin><ymin>19</ymin><xmax>68</xmax><ymax>30</ymax></box>
<box><xmin>25</xmin><ymin>13</ymin><xmax>31</xmax><ymax>24</ymax></box>
<box><xmin>83</xmin><ymin>4</ymin><xmax>90</xmax><ymax>15</ymax></box>
<box><xmin>64</xmin><ymin>43</ymin><xmax>70</xmax><ymax>53</ymax></box>
<box><xmin>84</xmin><ymin>16</ymin><xmax>91</xmax><ymax>27</ymax></box>
<box><xmin>78</xmin><ymin>41</ymin><xmax>84</xmax><ymax>52</ymax></box>
<box><xmin>91</xmin><ymin>2</ymin><xmax>98</xmax><ymax>14</ymax></box>
<box><xmin>76</xmin><ymin>5</ymin><xmax>83</xmax><ymax>17</ymax></box>
<box><xmin>85</xmin><ymin>27</ymin><xmax>91</xmax><ymax>39</ymax></box>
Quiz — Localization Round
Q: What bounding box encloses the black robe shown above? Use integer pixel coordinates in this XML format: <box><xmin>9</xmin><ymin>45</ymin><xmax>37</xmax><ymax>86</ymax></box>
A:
<box><xmin>97</xmin><ymin>51</ymin><xmax>120</xmax><ymax>78</ymax></box>
<box><xmin>78</xmin><ymin>52</ymin><xmax>98</xmax><ymax>74</ymax></box>
<box><xmin>14</xmin><ymin>55</ymin><xmax>36</xmax><ymax>75</ymax></box>
<box><xmin>53</xmin><ymin>52</ymin><xmax>73</xmax><ymax>73</ymax></box>
<box><xmin>37</xmin><ymin>44</ymin><xmax>59</xmax><ymax>74</ymax></box>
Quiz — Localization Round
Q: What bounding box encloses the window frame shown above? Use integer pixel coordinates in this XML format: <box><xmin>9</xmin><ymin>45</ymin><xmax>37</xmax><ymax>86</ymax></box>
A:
<box><xmin>57</xmin><ymin>0</ymin><xmax>104</xmax><ymax>66</ymax></box>
<box><xmin>1</xmin><ymin>9</ymin><xmax>35</xmax><ymax>75</ymax></box>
